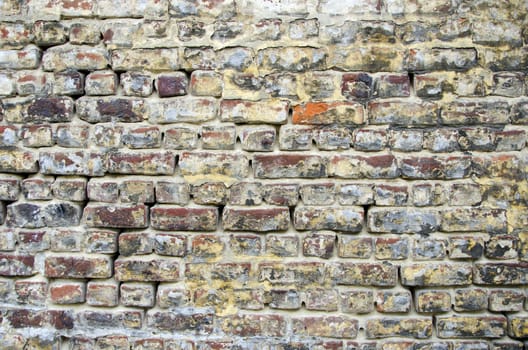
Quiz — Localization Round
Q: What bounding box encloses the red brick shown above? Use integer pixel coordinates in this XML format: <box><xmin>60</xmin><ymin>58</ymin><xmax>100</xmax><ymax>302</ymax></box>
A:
<box><xmin>84</xmin><ymin>204</ymin><xmax>148</xmax><ymax>228</ymax></box>
<box><xmin>151</xmin><ymin>206</ymin><xmax>218</xmax><ymax>231</ymax></box>
<box><xmin>253</xmin><ymin>154</ymin><xmax>327</xmax><ymax>178</ymax></box>
<box><xmin>115</xmin><ymin>258</ymin><xmax>180</xmax><ymax>282</ymax></box>
<box><xmin>49</xmin><ymin>281</ymin><xmax>85</xmax><ymax>304</ymax></box>
<box><xmin>86</xmin><ymin>280</ymin><xmax>119</xmax><ymax>306</ymax></box>
<box><xmin>45</xmin><ymin>254</ymin><xmax>112</xmax><ymax>279</ymax></box>
<box><xmin>0</xmin><ymin>254</ymin><xmax>35</xmax><ymax>276</ymax></box>
<box><xmin>107</xmin><ymin>151</ymin><xmax>175</xmax><ymax>175</ymax></box>
<box><xmin>6</xmin><ymin>309</ymin><xmax>74</xmax><ymax>329</ymax></box>
<box><xmin>293</xmin><ymin>101</ymin><xmax>364</xmax><ymax>125</ymax></box>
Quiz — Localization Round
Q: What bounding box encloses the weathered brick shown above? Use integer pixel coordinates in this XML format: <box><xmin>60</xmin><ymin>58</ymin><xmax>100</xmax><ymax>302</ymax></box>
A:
<box><xmin>401</xmin><ymin>263</ymin><xmax>472</xmax><ymax>286</ymax></box>
<box><xmin>40</xmin><ymin>151</ymin><xmax>105</xmax><ymax>176</ymax></box>
<box><xmin>120</xmin><ymin>283</ymin><xmax>155</xmax><ymax>307</ymax></box>
<box><xmin>78</xmin><ymin>310</ymin><xmax>142</xmax><ymax>330</ymax></box>
<box><xmin>220</xmin><ymin>99</ymin><xmax>288</xmax><ymax>124</ymax></box>
<box><xmin>293</xmin><ymin>102</ymin><xmax>364</xmax><ymax>125</ymax></box>
<box><xmin>449</xmin><ymin>236</ymin><xmax>484</xmax><ymax>259</ymax></box>
<box><xmin>436</xmin><ymin>316</ymin><xmax>507</xmax><ymax>338</ymax></box>
<box><xmin>220</xmin><ymin>314</ymin><xmax>286</xmax><ymax>337</ymax></box>
<box><xmin>293</xmin><ymin>316</ymin><xmax>358</xmax><ymax>338</ymax></box>
<box><xmin>151</xmin><ymin>206</ymin><xmax>218</xmax><ymax>231</ymax></box>
<box><xmin>20</xmin><ymin>124</ymin><xmax>53</xmax><ymax>147</ymax></box>
<box><xmin>7</xmin><ymin>202</ymin><xmax>81</xmax><ymax>228</ymax></box>
<box><xmin>190</xmin><ymin>70</ymin><xmax>223</xmax><ymax>97</ymax></box>
<box><xmin>329</xmin><ymin>154</ymin><xmax>399</xmax><ymax>179</ymax></box>
<box><xmin>259</xmin><ymin>261</ymin><xmax>325</xmax><ymax>285</ymax></box>
<box><xmin>191</xmin><ymin>182</ymin><xmax>228</xmax><ymax>205</ymax></box>
<box><xmin>406</xmin><ymin>48</ymin><xmax>477</xmax><ymax>71</ymax></box>
<box><xmin>191</xmin><ymin>235</ymin><xmax>224</xmax><ymax>258</ymax></box>
<box><xmin>21</xmin><ymin>177</ymin><xmax>53</xmax><ymax>200</ymax></box>
<box><xmin>55</xmin><ymin>125</ymin><xmax>89</xmax><ymax>148</ymax></box>
<box><xmin>115</xmin><ymin>257</ymin><xmax>180</xmax><ymax>282</ymax></box>
<box><xmin>473</xmin><ymin>21</ymin><xmax>523</xmax><ymax>47</ymax></box>
<box><xmin>119</xmin><ymin>232</ymin><xmax>153</xmax><ymax>256</ymax></box>
<box><xmin>164</xmin><ymin>126</ymin><xmax>198</xmax><ymax>149</ymax></box>
<box><xmin>0</xmin><ymin>150</ymin><xmax>37</xmax><ymax>173</ymax></box>
<box><xmin>369</xmin><ymin>100</ymin><xmax>438</xmax><ymax>126</ymax></box>
<box><xmin>0</xmin><ymin>45</ymin><xmax>41</xmax><ymax>69</ymax></box>
<box><xmin>375</xmin><ymin>73</ymin><xmax>411</xmax><ymax>97</ymax></box>
<box><xmin>240</xmin><ymin>126</ymin><xmax>276</xmax><ymax>152</ymax></box>
<box><xmin>375</xmin><ymin>290</ymin><xmax>412</xmax><ymax>313</ymax></box>
<box><xmin>441</xmin><ymin>100</ymin><xmax>510</xmax><ymax>125</ymax></box>
<box><xmin>489</xmin><ymin>290</ymin><xmax>524</xmax><ymax>312</ymax></box>
<box><xmin>509</xmin><ymin>316</ymin><xmax>528</xmax><ymax>338</ymax></box>
<box><xmin>86</xmin><ymin>280</ymin><xmax>119</xmax><ymax>306</ymax></box>
<box><xmin>330</xmin><ymin>46</ymin><xmax>405</xmax><ymax>72</ymax></box>
<box><xmin>2</xmin><ymin>96</ymin><xmax>74</xmax><ymax>123</ymax></box>
<box><xmin>368</xmin><ymin>207</ymin><xmax>438</xmax><ymax>234</ymax></box>
<box><xmin>474</xmin><ymin>263</ymin><xmax>528</xmax><ymax>285</ymax></box>
<box><xmin>87</xmin><ymin>179</ymin><xmax>119</xmax><ymax>202</ymax></box>
<box><xmin>155</xmin><ymin>181</ymin><xmax>189</xmax><ymax>204</ymax></box>
<box><xmin>120</xmin><ymin>180</ymin><xmax>155</xmax><ymax>203</ymax></box>
<box><xmin>84</xmin><ymin>204</ymin><xmax>148</xmax><ymax>228</ymax></box>
<box><xmin>375</xmin><ymin>236</ymin><xmax>409</xmax><ymax>260</ymax></box>
<box><xmin>45</xmin><ymin>254</ymin><xmax>112</xmax><ymax>278</ymax></box>
<box><xmin>49</xmin><ymin>281</ymin><xmax>85</xmax><ymax>304</ymax></box>
<box><xmin>150</xmin><ymin>97</ymin><xmax>217</xmax><ymax>124</ymax></box>
<box><xmin>228</xmin><ymin>182</ymin><xmax>262</xmax><ymax>205</ymax></box>
<box><xmin>85</xmin><ymin>70</ymin><xmax>118</xmax><ymax>95</ymax></box>
<box><xmin>70</xmin><ymin>23</ymin><xmax>101</xmax><ymax>45</ymax></box>
<box><xmin>294</xmin><ymin>206</ymin><xmax>363</xmax><ymax>232</ymax></box>
<box><xmin>333</xmin><ymin>262</ymin><xmax>397</xmax><ymax>286</ymax></box>
<box><xmin>340</xmin><ymin>290</ymin><xmax>374</xmax><ymax>314</ymax></box>
<box><xmin>6</xmin><ymin>309</ymin><xmax>74</xmax><ymax>330</ymax></box>
<box><xmin>258</xmin><ymin>47</ymin><xmax>326</xmax><ymax>72</ymax></box>
<box><xmin>0</xmin><ymin>22</ymin><xmax>33</xmax><ymax>48</ymax></box>
<box><xmin>15</xmin><ymin>279</ymin><xmax>47</xmax><ymax>306</ymax></box>
<box><xmin>374</xmin><ymin>184</ymin><xmax>408</xmax><ymax>206</ymax></box>
<box><xmin>223</xmin><ymin>207</ymin><xmax>289</xmax><ymax>232</ymax></box>
<box><xmin>454</xmin><ymin>288</ymin><xmax>488</xmax><ymax>312</ymax></box>
<box><xmin>0</xmin><ymin>254</ymin><xmax>35</xmax><ymax>276</ymax></box>
<box><xmin>107</xmin><ymin>151</ymin><xmax>175</xmax><ymax>175</ymax></box>
<box><xmin>279</xmin><ymin>125</ymin><xmax>314</xmax><ymax>150</ymax></box>
<box><xmin>337</xmin><ymin>236</ymin><xmax>373</xmax><ymax>258</ymax></box>
<box><xmin>43</xmin><ymin>45</ymin><xmax>109</xmax><ymax>71</ymax></box>
<box><xmin>85</xmin><ymin>229</ymin><xmax>118</xmax><ymax>254</ymax></box>
<box><xmin>441</xmin><ymin>207</ymin><xmax>506</xmax><ymax>233</ymax></box>
<box><xmin>415</xmin><ymin>290</ymin><xmax>451</xmax><ymax>313</ymax></box>
<box><xmin>201</xmin><ymin>124</ymin><xmax>236</xmax><ymax>150</ymax></box>
<box><xmin>366</xmin><ymin>318</ymin><xmax>433</xmax><ymax>339</ymax></box>
<box><xmin>15</xmin><ymin>71</ymin><xmax>51</xmax><ymax>96</ymax></box>
<box><xmin>76</xmin><ymin>96</ymin><xmax>147</xmax><ymax>123</ymax></box>
<box><xmin>111</xmin><ymin>48</ymin><xmax>179</xmax><ymax>71</ymax></box>
<box><xmin>147</xmin><ymin>309</ymin><xmax>213</xmax><ymax>334</ymax></box>
<box><xmin>121</xmin><ymin>71</ymin><xmax>153</xmax><ymax>97</ymax></box>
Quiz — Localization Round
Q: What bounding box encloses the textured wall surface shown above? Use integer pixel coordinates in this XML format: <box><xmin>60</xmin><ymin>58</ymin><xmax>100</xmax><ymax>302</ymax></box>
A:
<box><xmin>0</xmin><ymin>0</ymin><xmax>528</xmax><ymax>348</ymax></box>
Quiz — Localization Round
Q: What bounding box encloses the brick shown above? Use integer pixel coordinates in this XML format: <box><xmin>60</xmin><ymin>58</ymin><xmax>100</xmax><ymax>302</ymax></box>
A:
<box><xmin>449</xmin><ymin>236</ymin><xmax>484</xmax><ymax>259</ymax></box>
<box><xmin>201</xmin><ymin>124</ymin><xmax>236</xmax><ymax>150</ymax></box>
<box><xmin>267</xmin><ymin>289</ymin><xmax>301</xmax><ymax>309</ymax></box>
<box><xmin>265</xmin><ymin>235</ymin><xmax>298</xmax><ymax>257</ymax></box>
<box><xmin>509</xmin><ymin>316</ymin><xmax>528</xmax><ymax>338</ymax></box>
<box><xmin>179</xmin><ymin>151</ymin><xmax>249</xmax><ymax>184</ymax></box>
<box><xmin>303</xmin><ymin>233</ymin><xmax>334</xmax><ymax>259</ymax></box>
<box><xmin>191</xmin><ymin>235</ymin><xmax>224</xmax><ymax>258</ymax></box>
<box><xmin>336</xmin><ymin>183</ymin><xmax>374</xmax><ymax>205</ymax></box>
<box><xmin>115</xmin><ymin>257</ymin><xmax>180</xmax><ymax>282</ymax></box>
<box><xmin>436</xmin><ymin>316</ymin><xmax>507</xmax><ymax>338</ymax></box>
<box><xmin>6</xmin><ymin>309</ymin><xmax>74</xmax><ymax>330</ymax></box>
<box><xmin>86</xmin><ymin>280</ymin><xmax>119</xmax><ymax>306</ymax></box>
<box><xmin>50</xmin><ymin>228</ymin><xmax>83</xmax><ymax>252</ymax></box>
<box><xmin>259</xmin><ymin>261</ymin><xmax>325</xmax><ymax>285</ymax></box>
<box><xmin>121</xmin><ymin>71</ymin><xmax>153</xmax><ymax>97</ymax></box>
<box><xmin>473</xmin><ymin>21</ymin><xmax>523</xmax><ymax>47</ymax></box>
<box><xmin>412</xmin><ymin>238</ymin><xmax>446</xmax><ymax>260</ymax></box>
<box><xmin>15</xmin><ymin>71</ymin><xmax>52</xmax><ymax>96</ymax></box>
<box><xmin>154</xmin><ymin>233</ymin><xmax>186</xmax><ymax>257</ymax></box>
<box><xmin>375</xmin><ymin>290</ymin><xmax>412</xmax><ymax>313</ymax></box>
<box><xmin>157</xmin><ymin>284</ymin><xmax>190</xmax><ymax>308</ymax></box>
<box><xmin>39</xmin><ymin>151</ymin><xmax>105</xmax><ymax>177</ymax></box>
<box><xmin>375</xmin><ymin>236</ymin><xmax>409</xmax><ymax>260</ymax></box>
<box><xmin>441</xmin><ymin>100</ymin><xmax>510</xmax><ymax>125</ymax></box>
<box><xmin>0</xmin><ymin>45</ymin><xmax>41</xmax><ymax>69</ymax></box>
<box><xmin>107</xmin><ymin>151</ymin><xmax>175</xmax><ymax>175</ymax></box>
<box><xmin>316</xmin><ymin>126</ymin><xmax>353</xmax><ymax>150</ymax></box>
<box><xmin>0</xmin><ymin>125</ymin><xmax>17</xmax><ymax>147</ymax></box>
<box><xmin>0</xmin><ymin>228</ymin><xmax>16</xmax><ymax>251</ymax></box>
<box><xmin>330</xmin><ymin>46</ymin><xmax>405</xmax><ymax>72</ymax></box>
<box><xmin>85</xmin><ymin>229</ymin><xmax>118</xmax><ymax>254</ymax></box>
<box><xmin>340</xmin><ymin>290</ymin><xmax>374</xmax><ymax>314</ymax></box>
<box><xmin>411</xmin><ymin>183</ymin><xmax>446</xmax><ymax>207</ymax></box>
<box><xmin>454</xmin><ymin>288</ymin><xmax>488</xmax><ymax>312</ymax></box>
<box><xmin>119</xmin><ymin>232</ymin><xmax>153</xmax><ymax>256</ymax></box>
<box><xmin>374</xmin><ymin>184</ymin><xmax>408</xmax><ymax>206</ymax></box>
<box><xmin>279</xmin><ymin>125</ymin><xmax>314</xmax><ymax>150</ymax></box>
<box><xmin>85</xmin><ymin>70</ymin><xmax>118</xmax><ymax>95</ymax></box>
<box><xmin>76</xmin><ymin>96</ymin><xmax>147</xmax><ymax>123</ymax></box>
<box><xmin>293</xmin><ymin>101</ymin><xmax>364</xmax><ymax>125</ymax></box>
<box><xmin>6</xmin><ymin>202</ymin><xmax>81</xmax><ymax>228</ymax></box>
<box><xmin>150</xmin><ymin>97</ymin><xmax>217</xmax><ymax>124</ymax></box>
<box><xmin>406</xmin><ymin>48</ymin><xmax>477</xmax><ymax>71</ymax></box>
<box><xmin>458</xmin><ymin>127</ymin><xmax>495</xmax><ymax>151</ymax></box>
<box><xmin>258</xmin><ymin>47</ymin><xmax>326</xmax><ymax>72</ymax></box>
<box><xmin>240</xmin><ymin>126</ymin><xmax>276</xmax><ymax>152</ymax></box>
<box><xmin>288</xmin><ymin>18</ymin><xmax>319</xmax><ymax>39</ymax></box>
<box><xmin>254</xmin><ymin>154</ymin><xmax>326</xmax><ymax>179</ymax></box>
<box><xmin>120</xmin><ymin>180</ymin><xmax>155</xmax><ymax>203</ymax></box>
<box><xmin>220</xmin><ymin>99</ymin><xmax>288</xmax><ymax>124</ymax></box>
<box><xmin>474</xmin><ymin>263</ymin><xmax>528</xmax><ymax>285</ymax></box>
<box><xmin>489</xmin><ymin>290</ymin><xmax>524</xmax><ymax>312</ymax></box>
<box><xmin>294</xmin><ymin>206</ymin><xmax>363</xmax><ymax>232</ymax></box>
<box><xmin>329</xmin><ymin>154</ymin><xmax>399</xmax><ymax>179</ymax></box>
<box><xmin>299</xmin><ymin>183</ymin><xmax>334</xmax><ymax>205</ymax></box>
<box><xmin>111</xmin><ymin>48</ymin><xmax>179</xmax><ymax>71</ymax></box>
<box><xmin>164</xmin><ymin>126</ymin><xmax>198</xmax><ymax>149</ymax></box>
<box><xmin>491</xmin><ymin>72</ymin><xmax>525</xmax><ymax>97</ymax></box>
<box><xmin>337</xmin><ymin>236</ymin><xmax>373</xmax><ymax>258</ymax></box>
<box><xmin>178</xmin><ymin>20</ymin><xmax>207</xmax><ymax>41</ymax></box>
<box><xmin>191</xmin><ymin>182</ymin><xmax>227</xmax><ymax>205</ymax></box>
<box><xmin>33</xmin><ymin>21</ymin><xmax>67</xmax><ymax>45</ymax></box>
<box><xmin>120</xmin><ymin>283</ymin><xmax>155</xmax><ymax>307</ymax></box>
<box><xmin>367</xmin><ymin>207</ymin><xmax>438</xmax><ymax>234</ymax></box>
<box><xmin>220</xmin><ymin>314</ymin><xmax>286</xmax><ymax>337</ymax></box>
<box><xmin>84</xmin><ymin>204</ymin><xmax>148</xmax><ymax>228</ymax></box>
<box><xmin>495</xmin><ymin>130</ymin><xmax>526</xmax><ymax>151</ymax></box>
<box><xmin>45</xmin><ymin>254</ymin><xmax>112</xmax><ymax>278</ymax></box>
<box><xmin>389</xmin><ymin>129</ymin><xmax>423</xmax><ymax>152</ymax></box>
<box><xmin>147</xmin><ymin>309</ymin><xmax>213</xmax><ymax>334</ymax></box>
<box><xmin>342</xmin><ymin>72</ymin><xmax>373</xmax><ymax>100</ymax></box>
<box><xmin>401</xmin><ymin>263</ymin><xmax>472</xmax><ymax>286</ymax></box>
<box><xmin>21</xmin><ymin>178</ymin><xmax>53</xmax><ymax>200</ymax></box>
<box><xmin>20</xmin><ymin>124</ymin><xmax>53</xmax><ymax>147</ymax></box>
<box><xmin>292</xmin><ymin>316</ymin><xmax>358</xmax><ymax>338</ymax></box>
<box><xmin>415</xmin><ymin>290</ymin><xmax>451</xmax><ymax>313</ymax></box>
<box><xmin>151</xmin><ymin>206</ymin><xmax>218</xmax><ymax>231</ymax></box>
<box><xmin>190</xmin><ymin>70</ymin><xmax>223</xmax><ymax>97</ymax></box>
<box><xmin>155</xmin><ymin>181</ymin><xmax>189</xmax><ymax>204</ymax></box>
<box><xmin>369</xmin><ymin>100</ymin><xmax>438</xmax><ymax>126</ymax></box>
<box><xmin>87</xmin><ymin>179</ymin><xmax>119</xmax><ymax>202</ymax></box>
<box><xmin>486</xmin><ymin>235</ymin><xmax>518</xmax><ymax>260</ymax></box>
<box><xmin>0</xmin><ymin>253</ymin><xmax>34</xmax><ymax>276</ymax></box>
<box><xmin>223</xmin><ymin>207</ymin><xmax>289</xmax><ymax>232</ymax></box>
<box><xmin>2</xmin><ymin>96</ymin><xmax>74</xmax><ymax>123</ymax></box>
<box><xmin>333</xmin><ymin>262</ymin><xmax>397</xmax><ymax>286</ymax></box>
<box><xmin>78</xmin><ymin>310</ymin><xmax>142</xmax><ymax>330</ymax></box>
<box><xmin>49</xmin><ymin>281</ymin><xmax>85</xmax><ymax>304</ymax></box>
<box><xmin>0</xmin><ymin>22</ymin><xmax>33</xmax><ymax>48</ymax></box>
<box><xmin>43</xmin><ymin>45</ymin><xmax>109</xmax><ymax>71</ymax></box>
<box><xmin>262</xmin><ymin>183</ymin><xmax>299</xmax><ymax>206</ymax></box>
<box><xmin>70</xmin><ymin>23</ymin><xmax>101</xmax><ymax>44</ymax></box>
<box><xmin>230</xmin><ymin>234</ymin><xmax>262</xmax><ymax>256</ymax></box>
<box><xmin>441</xmin><ymin>207</ymin><xmax>506</xmax><ymax>233</ymax></box>
<box><xmin>366</xmin><ymin>318</ymin><xmax>432</xmax><ymax>339</ymax></box>
<box><xmin>423</xmin><ymin>129</ymin><xmax>460</xmax><ymax>152</ymax></box>
<box><xmin>14</xmin><ymin>279</ymin><xmax>47</xmax><ymax>305</ymax></box>
<box><xmin>155</xmin><ymin>72</ymin><xmax>188</xmax><ymax>98</ymax></box>
<box><xmin>303</xmin><ymin>288</ymin><xmax>338</xmax><ymax>311</ymax></box>
<box><xmin>375</xmin><ymin>73</ymin><xmax>411</xmax><ymax>98</ymax></box>
<box><xmin>56</xmin><ymin>125</ymin><xmax>89</xmax><ymax>148</ymax></box>
<box><xmin>17</xmin><ymin>230</ymin><xmax>48</xmax><ymax>253</ymax></box>
<box><xmin>228</xmin><ymin>182</ymin><xmax>262</xmax><ymax>205</ymax></box>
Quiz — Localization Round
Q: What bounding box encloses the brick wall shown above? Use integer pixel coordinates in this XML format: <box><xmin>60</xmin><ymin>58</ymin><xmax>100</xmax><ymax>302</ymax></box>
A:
<box><xmin>0</xmin><ymin>0</ymin><xmax>527</xmax><ymax>348</ymax></box>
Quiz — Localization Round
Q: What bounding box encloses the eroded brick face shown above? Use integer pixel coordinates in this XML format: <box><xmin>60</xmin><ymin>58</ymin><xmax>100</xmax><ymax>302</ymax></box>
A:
<box><xmin>0</xmin><ymin>0</ymin><xmax>527</xmax><ymax>348</ymax></box>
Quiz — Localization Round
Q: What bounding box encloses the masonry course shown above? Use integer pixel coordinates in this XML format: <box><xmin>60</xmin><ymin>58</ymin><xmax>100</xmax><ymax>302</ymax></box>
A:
<box><xmin>0</xmin><ymin>0</ymin><xmax>527</xmax><ymax>348</ymax></box>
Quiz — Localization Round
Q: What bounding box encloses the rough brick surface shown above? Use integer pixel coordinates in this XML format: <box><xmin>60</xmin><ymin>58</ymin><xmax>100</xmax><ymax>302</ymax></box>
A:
<box><xmin>0</xmin><ymin>0</ymin><xmax>526</xmax><ymax>347</ymax></box>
